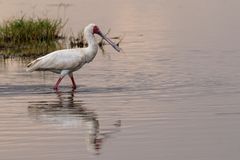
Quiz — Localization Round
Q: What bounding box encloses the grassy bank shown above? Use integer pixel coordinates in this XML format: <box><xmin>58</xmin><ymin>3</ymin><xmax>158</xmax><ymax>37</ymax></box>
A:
<box><xmin>0</xmin><ymin>17</ymin><xmax>64</xmax><ymax>58</ymax></box>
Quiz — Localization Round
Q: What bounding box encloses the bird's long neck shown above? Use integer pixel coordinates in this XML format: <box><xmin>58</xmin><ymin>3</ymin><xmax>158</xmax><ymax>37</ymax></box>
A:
<box><xmin>84</xmin><ymin>31</ymin><xmax>98</xmax><ymax>63</ymax></box>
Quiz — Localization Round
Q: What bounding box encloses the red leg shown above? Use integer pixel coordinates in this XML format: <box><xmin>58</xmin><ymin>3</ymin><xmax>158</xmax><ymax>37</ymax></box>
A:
<box><xmin>53</xmin><ymin>77</ymin><xmax>63</xmax><ymax>90</ymax></box>
<box><xmin>69</xmin><ymin>74</ymin><xmax>77</xmax><ymax>90</ymax></box>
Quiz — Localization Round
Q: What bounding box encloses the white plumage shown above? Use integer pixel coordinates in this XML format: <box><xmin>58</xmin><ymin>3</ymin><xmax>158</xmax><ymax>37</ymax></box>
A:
<box><xmin>27</xmin><ymin>23</ymin><xmax>120</xmax><ymax>90</ymax></box>
<box><xmin>27</xmin><ymin>49</ymin><xmax>85</xmax><ymax>73</ymax></box>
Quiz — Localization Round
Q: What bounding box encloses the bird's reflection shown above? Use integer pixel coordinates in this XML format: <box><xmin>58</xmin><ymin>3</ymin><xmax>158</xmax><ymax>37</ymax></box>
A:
<box><xmin>28</xmin><ymin>90</ymin><xmax>121</xmax><ymax>154</ymax></box>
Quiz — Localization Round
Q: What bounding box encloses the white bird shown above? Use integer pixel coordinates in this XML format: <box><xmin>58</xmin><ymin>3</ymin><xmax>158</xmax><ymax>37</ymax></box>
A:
<box><xmin>26</xmin><ymin>24</ymin><xmax>120</xmax><ymax>90</ymax></box>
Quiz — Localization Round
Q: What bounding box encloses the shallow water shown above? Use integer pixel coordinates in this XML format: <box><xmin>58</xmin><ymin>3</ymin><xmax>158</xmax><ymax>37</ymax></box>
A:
<box><xmin>1</xmin><ymin>0</ymin><xmax>240</xmax><ymax>160</ymax></box>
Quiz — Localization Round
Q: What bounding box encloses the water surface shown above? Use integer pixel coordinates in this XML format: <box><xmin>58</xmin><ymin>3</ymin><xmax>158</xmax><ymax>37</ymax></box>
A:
<box><xmin>1</xmin><ymin>0</ymin><xmax>240</xmax><ymax>160</ymax></box>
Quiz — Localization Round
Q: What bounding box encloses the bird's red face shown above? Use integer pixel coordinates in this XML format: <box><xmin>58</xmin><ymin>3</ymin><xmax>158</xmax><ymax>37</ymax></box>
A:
<box><xmin>93</xmin><ymin>25</ymin><xmax>100</xmax><ymax>34</ymax></box>
<box><xmin>92</xmin><ymin>25</ymin><xmax>121</xmax><ymax>52</ymax></box>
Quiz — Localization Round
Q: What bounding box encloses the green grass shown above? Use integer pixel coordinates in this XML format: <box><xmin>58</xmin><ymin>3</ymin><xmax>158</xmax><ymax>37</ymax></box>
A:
<box><xmin>0</xmin><ymin>17</ymin><xmax>64</xmax><ymax>57</ymax></box>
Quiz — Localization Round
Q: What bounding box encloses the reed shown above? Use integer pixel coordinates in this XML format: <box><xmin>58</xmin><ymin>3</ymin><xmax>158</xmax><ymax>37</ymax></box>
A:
<box><xmin>0</xmin><ymin>17</ymin><xmax>64</xmax><ymax>57</ymax></box>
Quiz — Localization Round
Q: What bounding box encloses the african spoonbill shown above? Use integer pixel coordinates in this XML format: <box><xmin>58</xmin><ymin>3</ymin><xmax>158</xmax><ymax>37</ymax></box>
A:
<box><xmin>26</xmin><ymin>24</ymin><xmax>120</xmax><ymax>90</ymax></box>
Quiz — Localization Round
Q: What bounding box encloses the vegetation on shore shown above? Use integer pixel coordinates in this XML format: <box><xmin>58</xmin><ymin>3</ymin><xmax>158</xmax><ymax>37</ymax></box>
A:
<box><xmin>0</xmin><ymin>17</ymin><xmax>65</xmax><ymax>58</ymax></box>
<box><xmin>0</xmin><ymin>17</ymin><xmax>122</xmax><ymax>58</ymax></box>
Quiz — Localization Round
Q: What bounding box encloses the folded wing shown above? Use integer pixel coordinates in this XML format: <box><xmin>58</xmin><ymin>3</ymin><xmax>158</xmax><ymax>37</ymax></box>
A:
<box><xmin>26</xmin><ymin>49</ymin><xmax>85</xmax><ymax>72</ymax></box>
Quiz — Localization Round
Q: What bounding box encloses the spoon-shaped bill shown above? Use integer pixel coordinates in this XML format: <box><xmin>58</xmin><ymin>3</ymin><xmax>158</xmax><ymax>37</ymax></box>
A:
<box><xmin>98</xmin><ymin>32</ymin><xmax>121</xmax><ymax>52</ymax></box>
